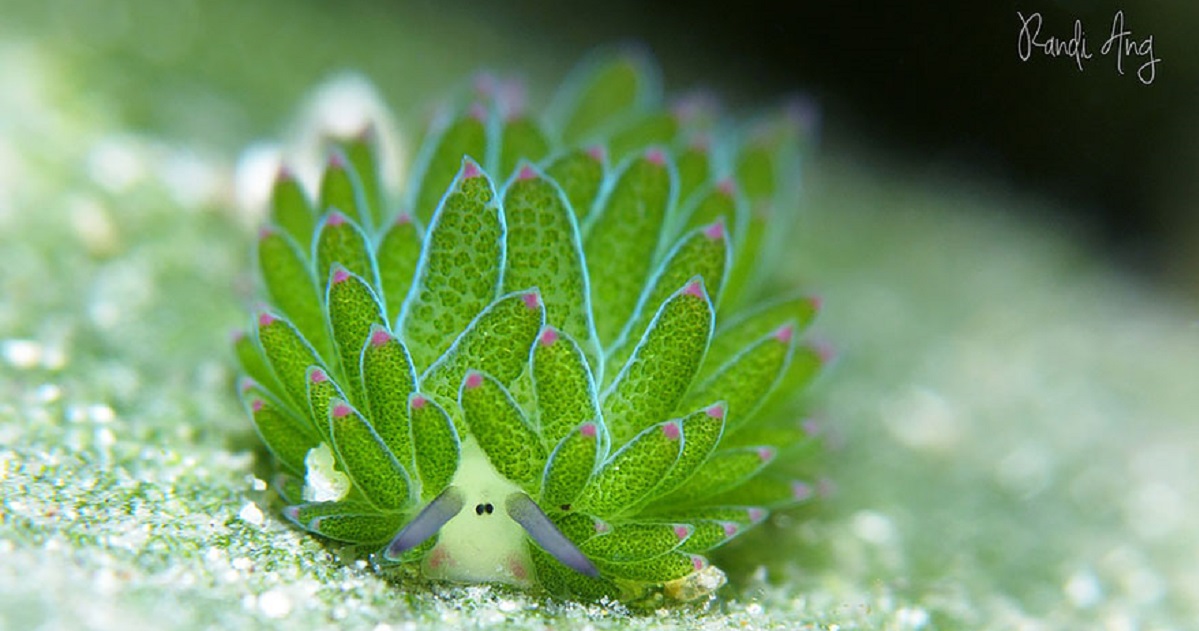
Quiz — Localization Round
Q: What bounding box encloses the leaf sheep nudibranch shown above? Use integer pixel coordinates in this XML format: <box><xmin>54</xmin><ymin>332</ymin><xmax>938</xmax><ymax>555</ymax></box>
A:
<box><xmin>234</xmin><ymin>46</ymin><xmax>827</xmax><ymax>605</ymax></box>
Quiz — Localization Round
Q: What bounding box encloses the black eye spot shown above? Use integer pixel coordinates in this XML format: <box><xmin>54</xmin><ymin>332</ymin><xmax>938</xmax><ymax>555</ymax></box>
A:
<box><xmin>485</xmin><ymin>503</ymin><xmax>494</xmax><ymax>514</ymax></box>
<box><xmin>560</xmin><ymin>504</ymin><xmax>572</xmax><ymax>512</ymax></box>
<box><xmin>475</xmin><ymin>504</ymin><xmax>485</xmax><ymax>515</ymax></box>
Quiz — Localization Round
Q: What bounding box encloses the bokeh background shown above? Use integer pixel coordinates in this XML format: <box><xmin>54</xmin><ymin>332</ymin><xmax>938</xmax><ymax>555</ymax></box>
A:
<box><xmin>2</xmin><ymin>1</ymin><xmax>1197</xmax><ymax>629</ymax></box>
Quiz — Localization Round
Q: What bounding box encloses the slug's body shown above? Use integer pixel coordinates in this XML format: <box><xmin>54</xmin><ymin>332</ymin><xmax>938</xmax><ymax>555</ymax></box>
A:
<box><xmin>235</xmin><ymin>49</ymin><xmax>828</xmax><ymax>604</ymax></box>
<box><xmin>421</xmin><ymin>438</ymin><xmax>533</xmax><ymax>586</ymax></box>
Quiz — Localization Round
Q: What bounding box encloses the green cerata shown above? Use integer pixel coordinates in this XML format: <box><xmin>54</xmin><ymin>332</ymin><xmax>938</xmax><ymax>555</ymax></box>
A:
<box><xmin>232</xmin><ymin>46</ymin><xmax>829</xmax><ymax>605</ymax></box>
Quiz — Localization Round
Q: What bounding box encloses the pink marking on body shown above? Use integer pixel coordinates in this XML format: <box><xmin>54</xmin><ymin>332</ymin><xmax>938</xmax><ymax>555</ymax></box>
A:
<box><xmin>370</xmin><ymin>328</ymin><xmax>391</xmax><ymax>347</ymax></box>
<box><xmin>645</xmin><ymin>147</ymin><xmax>667</xmax><ymax>166</ymax></box>
<box><xmin>580</xmin><ymin>422</ymin><xmax>597</xmax><ymax>438</ymax></box>
<box><xmin>282</xmin><ymin>505</ymin><xmax>300</xmax><ymax>521</ymax></box>
<box><xmin>682</xmin><ymin>280</ymin><xmax>705</xmax><ymax>299</ymax></box>
<box><xmin>468</xmin><ymin>102</ymin><xmax>488</xmax><ymax>122</ymax></box>
<box><xmin>721</xmin><ymin>522</ymin><xmax>739</xmax><ymax>537</ymax></box>
<box><xmin>703</xmin><ymin>218</ymin><xmax>725</xmax><ymax>241</ymax></box>
<box><xmin>310</xmin><ymin>368</ymin><xmax>328</xmax><ymax>383</ymax></box>
<box><xmin>331</xmin><ymin>267</ymin><xmax>350</xmax><ymax>284</ymax></box>
<box><xmin>332</xmin><ymin>403</ymin><xmax>352</xmax><ymax>418</ymax></box>
<box><xmin>585</xmin><ymin>144</ymin><xmax>606</xmax><ymax>162</ymax></box>
<box><xmin>747</xmin><ymin>507</ymin><xmax>767</xmax><ymax>523</ymax></box>
<box><xmin>411</xmin><ymin>395</ymin><xmax>428</xmax><ymax>410</ymax></box>
<box><xmin>757</xmin><ymin>447</ymin><xmax>776</xmax><ymax>462</ymax></box>
<box><xmin>257</xmin><ymin>312</ymin><xmax>278</xmax><ymax>328</ymax></box>
<box><xmin>774</xmin><ymin>324</ymin><xmax>795</xmax><ymax>344</ymax></box>
<box><xmin>673</xmin><ymin>524</ymin><xmax>691</xmax><ymax>540</ymax></box>
<box><xmin>594</xmin><ymin>519</ymin><xmax>610</xmax><ymax>534</ymax></box>
<box><xmin>705</xmin><ymin>404</ymin><xmax>726</xmax><ymax>419</ymax></box>
<box><xmin>661</xmin><ymin>421</ymin><xmax>681</xmax><ymax>440</ymax></box>
<box><xmin>521</xmin><ymin>290</ymin><xmax>541</xmax><ymax>310</ymax></box>
<box><xmin>791</xmin><ymin>480</ymin><xmax>814</xmax><ymax>501</ymax></box>
<box><xmin>517</xmin><ymin>164</ymin><xmax>538</xmax><ymax>181</ymax></box>
<box><xmin>250</xmin><ymin>399</ymin><xmax>264</xmax><ymax>413</ymax></box>
<box><xmin>464</xmin><ymin>372</ymin><xmax>484</xmax><ymax>389</ymax></box>
<box><xmin>326</xmin><ymin>211</ymin><xmax>347</xmax><ymax>227</ymax></box>
<box><xmin>538</xmin><ymin>327</ymin><xmax>559</xmax><ymax>347</ymax></box>
<box><xmin>691</xmin><ymin>555</ymin><xmax>707</xmax><ymax>571</ymax></box>
<box><xmin>461</xmin><ymin>160</ymin><xmax>481</xmax><ymax>180</ymax></box>
<box><xmin>508</xmin><ymin>557</ymin><xmax>528</xmax><ymax>581</ymax></box>
<box><xmin>717</xmin><ymin>177</ymin><xmax>737</xmax><ymax>197</ymax></box>
<box><xmin>394</xmin><ymin>212</ymin><xmax>413</xmax><ymax>226</ymax></box>
<box><xmin>427</xmin><ymin>546</ymin><xmax>449</xmax><ymax>569</ymax></box>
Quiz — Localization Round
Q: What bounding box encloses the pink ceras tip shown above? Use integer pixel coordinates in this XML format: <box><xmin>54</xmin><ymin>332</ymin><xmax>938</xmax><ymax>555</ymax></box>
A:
<box><xmin>673</xmin><ymin>524</ymin><xmax>691</xmax><ymax>540</ymax></box>
<box><xmin>370</xmin><ymin>328</ymin><xmax>391</xmax><ymax>347</ymax></box>
<box><xmin>468</xmin><ymin>102</ymin><xmax>488</xmax><ymax>122</ymax></box>
<box><xmin>792</xmin><ymin>481</ymin><xmax>814</xmax><ymax>501</ymax></box>
<box><xmin>331</xmin><ymin>267</ymin><xmax>350</xmax><ymax>284</ymax></box>
<box><xmin>645</xmin><ymin>147</ymin><xmax>667</xmax><ymax>166</ymax></box>
<box><xmin>721</xmin><ymin>522</ymin><xmax>738</xmax><ymax>537</ymax></box>
<box><xmin>327</xmin><ymin>151</ymin><xmax>347</xmax><ymax>169</ymax></box>
<box><xmin>538</xmin><ymin>327</ymin><xmax>559</xmax><ymax>347</ymax></box>
<box><xmin>257</xmin><ymin>312</ymin><xmax>278</xmax><ymax>328</ymax></box>
<box><xmin>274</xmin><ymin>164</ymin><xmax>294</xmax><ymax>183</ymax></box>
<box><xmin>310</xmin><ymin>369</ymin><xmax>327</xmax><ymax>383</ymax></box>
<box><xmin>717</xmin><ymin>178</ymin><xmax>737</xmax><ymax>197</ymax></box>
<box><xmin>813</xmin><ymin>340</ymin><xmax>836</xmax><ymax>363</ymax></box>
<box><xmin>690</xmin><ymin>555</ymin><xmax>707</xmax><ymax>571</ymax></box>
<box><xmin>661</xmin><ymin>421</ymin><xmax>681</xmax><ymax>440</ymax></box>
<box><xmin>682</xmin><ymin>280</ymin><xmax>705</xmax><ymax>299</ymax></box>
<box><xmin>517</xmin><ymin>164</ymin><xmax>538</xmax><ymax>181</ymax></box>
<box><xmin>809</xmin><ymin>294</ymin><xmax>823</xmax><ymax>312</ymax></box>
<box><xmin>394</xmin><ymin>212</ymin><xmax>413</xmax><ymax>226</ymax></box>
<box><xmin>521</xmin><ymin>291</ymin><xmax>541</xmax><ymax>310</ymax></box>
<box><xmin>594</xmin><ymin>520</ymin><xmax>610</xmax><ymax>534</ymax></box>
<box><xmin>580</xmin><ymin>423</ymin><xmax>597</xmax><ymax>438</ymax></box>
<box><xmin>703</xmin><ymin>219</ymin><xmax>725</xmax><ymax>241</ymax></box>
<box><xmin>250</xmin><ymin>399</ymin><xmax>264</xmax><ymax>413</ymax></box>
<box><xmin>757</xmin><ymin>447</ymin><xmax>776</xmax><ymax>462</ymax></box>
<box><xmin>747</xmin><ymin>507</ymin><xmax>767</xmax><ymax>523</ymax></box>
<box><xmin>238</xmin><ymin>377</ymin><xmax>256</xmax><ymax>392</ymax></box>
<box><xmin>585</xmin><ymin>145</ymin><xmax>606</xmax><ymax>162</ymax></box>
<box><xmin>464</xmin><ymin>372</ymin><xmax>484</xmax><ymax>389</ymax></box>
<box><xmin>774</xmin><ymin>324</ymin><xmax>795</xmax><ymax>344</ymax></box>
<box><xmin>257</xmin><ymin>226</ymin><xmax>275</xmax><ymax>240</ymax></box>
<box><xmin>326</xmin><ymin>211</ymin><xmax>347</xmax><ymax>227</ymax></box>
<box><xmin>411</xmin><ymin>395</ymin><xmax>428</xmax><ymax>410</ymax></box>
<box><xmin>332</xmin><ymin>403</ymin><xmax>352</xmax><ymax>418</ymax></box>
<box><xmin>461</xmin><ymin>160</ymin><xmax>481</xmax><ymax>179</ymax></box>
<box><xmin>705</xmin><ymin>404</ymin><xmax>726</xmax><ymax>420</ymax></box>
<box><xmin>473</xmin><ymin>72</ymin><xmax>498</xmax><ymax>97</ymax></box>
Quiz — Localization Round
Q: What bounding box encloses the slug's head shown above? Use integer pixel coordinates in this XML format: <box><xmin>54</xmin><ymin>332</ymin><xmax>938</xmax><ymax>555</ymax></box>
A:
<box><xmin>384</xmin><ymin>485</ymin><xmax>597</xmax><ymax>587</ymax></box>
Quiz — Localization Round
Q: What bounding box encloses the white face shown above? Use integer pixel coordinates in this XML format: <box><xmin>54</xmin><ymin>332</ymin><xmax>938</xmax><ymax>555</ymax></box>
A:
<box><xmin>420</xmin><ymin>438</ymin><xmax>534</xmax><ymax>587</ymax></box>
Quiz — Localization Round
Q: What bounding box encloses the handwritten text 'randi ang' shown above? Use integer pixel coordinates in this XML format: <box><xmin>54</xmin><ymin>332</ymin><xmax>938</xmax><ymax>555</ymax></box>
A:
<box><xmin>1016</xmin><ymin>11</ymin><xmax>1160</xmax><ymax>84</ymax></box>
